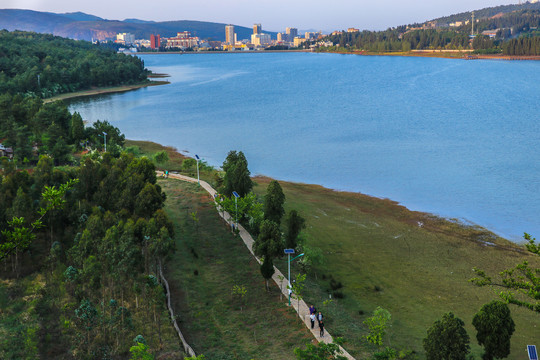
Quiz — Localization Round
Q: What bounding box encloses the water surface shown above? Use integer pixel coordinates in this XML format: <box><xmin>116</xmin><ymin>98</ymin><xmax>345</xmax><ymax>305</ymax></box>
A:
<box><xmin>69</xmin><ymin>53</ymin><xmax>540</xmax><ymax>241</ymax></box>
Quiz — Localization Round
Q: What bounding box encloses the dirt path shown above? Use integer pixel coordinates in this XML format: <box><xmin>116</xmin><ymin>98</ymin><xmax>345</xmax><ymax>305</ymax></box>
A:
<box><xmin>159</xmin><ymin>171</ymin><xmax>355</xmax><ymax>359</ymax></box>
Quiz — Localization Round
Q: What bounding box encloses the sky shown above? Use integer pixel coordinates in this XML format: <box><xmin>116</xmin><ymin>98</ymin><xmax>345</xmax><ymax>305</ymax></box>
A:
<box><xmin>3</xmin><ymin>0</ymin><xmax>515</xmax><ymax>31</ymax></box>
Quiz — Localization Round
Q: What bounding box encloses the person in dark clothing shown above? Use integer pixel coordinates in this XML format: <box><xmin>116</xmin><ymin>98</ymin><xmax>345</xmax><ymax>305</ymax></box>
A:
<box><xmin>319</xmin><ymin>320</ymin><xmax>325</xmax><ymax>337</ymax></box>
<box><xmin>317</xmin><ymin>311</ymin><xmax>323</xmax><ymax>324</ymax></box>
<box><xmin>309</xmin><ymin>304</ymin><xmax>316</xmax><ymax>315</ymax></box>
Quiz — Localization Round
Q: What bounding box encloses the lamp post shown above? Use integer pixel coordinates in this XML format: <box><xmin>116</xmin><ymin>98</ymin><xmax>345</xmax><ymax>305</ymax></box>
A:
<box><xmin>232</xmin><ymin>191</ymin><xmax>240</xmax><ymax>227</ymax></box>
<box><xmin>195</xmin><ymin>154</ymin><xmax>200</xmax><ymax>185</ymax></box>
<box><xmin>102</xmin><ymin>132</ymin><xmax>107</xmax><ymax>152</ymax></box>
<box><xmin>284</xmin><ymin>249</ymin><xmax>304</xmax><ymax>306</ymax></box>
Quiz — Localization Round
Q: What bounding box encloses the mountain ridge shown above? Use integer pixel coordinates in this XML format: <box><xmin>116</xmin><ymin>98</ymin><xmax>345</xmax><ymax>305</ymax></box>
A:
<box><xmin>0</xmin><ymin>9</ymin><xmax>270</xmax><ymax>41</ymax></box>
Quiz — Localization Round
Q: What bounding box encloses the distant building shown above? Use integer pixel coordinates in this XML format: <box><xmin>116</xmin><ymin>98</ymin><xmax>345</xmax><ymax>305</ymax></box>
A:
<box><xmin>253</xmin><ymin>23</ymin><xmax>262</xmax><ymax>35</ymax></box>
<box><xmin>116</xmin><ymin>33</ymin><xmax>135</xmax><ymax>45</ymax></box>
<box><xmin>251</xmin><ymin>33</ymin><xmax>271</xmax><ymax>46</ymax></box>
<box><xmin>0</xmin><ymin>143</ymin><xmax>14</xmax><ymax>159</ymax></box>
<box><xmin>150</xmin><ymin>34</ymin><xmax>161</xmax><ymax>49</ymax></box>
<box><xmin>347</xmin><ymin>28</ymin><xmax>359</xmax><ymax>33</ymax></box>
<box><xmin>286</xmin><ymin>27</ymin><xmax>298</xmax><ymax>42</ymax></box>
<box><xmin>293</xmin><ymin>37</ymin><xmax>306</xmax><ymax>47</ymax></box>
<box><xmin>481</xmin><ymin>30</ymin><xmax>498</xmax><ymax>38</ymax></box>
<box><xmin>166</xmin><ymin>32</ymin><xmax>200</xmax><ymax>49</ymax></box>
<box><xmin>277</xmin><ymin>33</ymin><xmax>284</xmax><ymax>42</ymax></box>
<box><xmin>225</xmin><ymin>24</ymin><xmax>235</xmax><ymax>45</ymax></box>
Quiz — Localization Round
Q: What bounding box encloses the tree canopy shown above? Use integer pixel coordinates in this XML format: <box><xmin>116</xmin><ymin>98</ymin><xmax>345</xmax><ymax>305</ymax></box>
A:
<box><xmin>221</xmin><ymin>150</ymin><xmax>253</xmax><ymax>197</ymax></box>
<box><xmin>0</xmin><ymin>30</ymin><xmax>148</xmax><ymax>97</ymax></box>
<box><xmin>472</xmin><ymin>300</ymin><xmax>515</xmax><ymax>360</ymax></box>
<box><xmin>423</xmin><ymin>312</ymin><xmax>470</xmax><ymax>360</ymax></box>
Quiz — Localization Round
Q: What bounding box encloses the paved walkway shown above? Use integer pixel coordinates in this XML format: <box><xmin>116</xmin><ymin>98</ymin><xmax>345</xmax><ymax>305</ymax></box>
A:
<box><xmin>159</xmin><ymin>171</ymin><xmax>355</xmax><ymax>359</ymax></box>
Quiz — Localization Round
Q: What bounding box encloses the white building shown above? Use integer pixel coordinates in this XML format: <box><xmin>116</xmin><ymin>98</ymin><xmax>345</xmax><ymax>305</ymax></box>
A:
<box><xmin>116</xmin><ymin>33</ymin><xmax>135</xmax><ymax>45</ymax></box>
<box><xmin>225</xmin><ymin>24</ymin><xmax>235</xmax><ymax>45</ymax></box>
<box><xmin>251</xmin><ymin>33</ymin><xmax>271</xmax><ymax>46</ymax></box>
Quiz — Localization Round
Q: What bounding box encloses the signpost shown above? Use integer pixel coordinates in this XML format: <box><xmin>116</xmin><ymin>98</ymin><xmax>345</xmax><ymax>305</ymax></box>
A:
<box><xmin>232</xmin><ymin>191</ymin><xmax>240</xmax><ymax>227</ymax></box>
<box><xmin>284</xmin><ymin>249</ymin><xmax>304</xmax><ymax>306</ymax></box>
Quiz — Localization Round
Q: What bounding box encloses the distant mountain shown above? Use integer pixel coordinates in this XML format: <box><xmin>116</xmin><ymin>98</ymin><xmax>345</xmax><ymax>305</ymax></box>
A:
<box><xmin>0</xmin><ymin>9</ymin><xmax>271</xmax><ymax>41</ymax></box>
<box><xmin>123</xmin><ymin>18</ymin><xmax>156</xmax><ymax>24</ymax></box>
<box><xmin>55</xmin><ymin>11</ymin><xmax>104</xmax><ymax>22</ymax></box>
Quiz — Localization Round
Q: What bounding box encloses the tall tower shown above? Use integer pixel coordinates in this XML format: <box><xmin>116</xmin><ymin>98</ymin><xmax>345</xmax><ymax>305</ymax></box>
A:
<box><xmin>285</xmin><ymin>27</ymin><xmax>298</xmax><ymax>42</ymax></box>
<box><xmin>225</xmin><ymin>24</ymin><xmax>235</xmax><ymax>45</ymax></box>
<box><xmin>471</xmin><ymin>11</ymin><xmax>475</xmax><ymax>36</ymax></box>
<box><xmin>253</xmin><ymin>24</ymin><xmax>261</xmax><ymax>35</ymax></box>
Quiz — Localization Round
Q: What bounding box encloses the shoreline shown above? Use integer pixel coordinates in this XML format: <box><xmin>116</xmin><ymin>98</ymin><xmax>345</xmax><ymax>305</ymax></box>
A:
<box><xmin>137</xmin><ymin>49</ymin><xmax>540</xmax><ymax>61</ymax></box>
<box><xmin>43</xmin><ymin>79</ymin><xmax>169</xmax><ymax>103</ymax></box>
<box><xmin>129</xmin><ymin>139</ymin><xmax>523</xmax><ymax>247</ymax></box>
<box><xmin>319</xmin><ymin>49</ymin><xmax>540</xmax><ymax>61</ymax></box>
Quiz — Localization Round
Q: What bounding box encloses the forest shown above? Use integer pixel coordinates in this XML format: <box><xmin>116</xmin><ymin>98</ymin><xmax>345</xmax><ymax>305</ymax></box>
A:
<box><xmin>0</xmin><ymin>93</ymin><xmax>124</xmax><ymax>165</ymax></box>
<box><xmin>314</xmin><ymin>9</ymin><xmax>540</xmax><ymax>55</ymax></box>
<box><xmin>0</xmin><ymin>30</ymin><xmax>148</xmax><ymax>97</ymax></box>
<box><xmin>1</xmin><ymin>149</ymin><xmax>176</xmax><ymax>358</ymax></box>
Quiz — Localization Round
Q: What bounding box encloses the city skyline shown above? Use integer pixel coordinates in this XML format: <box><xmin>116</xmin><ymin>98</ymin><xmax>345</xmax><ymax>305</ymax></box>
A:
<box><xmin>3</xmin><ymin>0</ymin><xmax>515</xmax><ymax>31</ymax></box>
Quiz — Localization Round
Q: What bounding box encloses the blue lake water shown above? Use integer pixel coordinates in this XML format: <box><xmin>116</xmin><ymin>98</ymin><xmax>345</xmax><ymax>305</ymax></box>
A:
<box><xmin>68</xmin><ymin>52</ymin><xmax>540</xmax><ymax>241</ymax></box>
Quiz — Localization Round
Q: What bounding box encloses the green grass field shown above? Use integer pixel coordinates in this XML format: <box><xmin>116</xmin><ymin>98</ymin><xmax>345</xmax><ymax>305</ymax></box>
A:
<box><xmin>160</xmin><ymin>179</ymin><xmax>314</xmax><ymax>359</ymax></box>
<box><xmin>253</xmin><ymin>176</ymin><xmax>540</xmax><ymax>359</ymax></box>
<box><xmin>135</xmin><ymin>140</ymin><xmax>540</xmax><ymax>359</ymax></box>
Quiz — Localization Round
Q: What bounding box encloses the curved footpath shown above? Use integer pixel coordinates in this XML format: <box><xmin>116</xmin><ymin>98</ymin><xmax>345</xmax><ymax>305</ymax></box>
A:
<box><xmin>158</xmin><ymin>171</ymin><xmax>355</xmax><ymax>360</ymax></box>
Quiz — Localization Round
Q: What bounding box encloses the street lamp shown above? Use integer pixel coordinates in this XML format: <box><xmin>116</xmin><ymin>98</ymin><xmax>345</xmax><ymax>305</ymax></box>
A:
<box><xmin>195</xmin><ymin>154</ymin><xmax>200</xmax><ymax>185</ymax></box>
<box><xmin>101</xmin><ymin>131</ymin><xmax>107</xmax><ymax>152</ymax></box>
<box><xmin>284</xmin><ymin>248</ymin><xmax>304</xmax><ymax>306</ymax></box>
<box><xmin>232</xmin><ymin>191</ymin><xmax>240</xmax><ymax>227</ymax></box>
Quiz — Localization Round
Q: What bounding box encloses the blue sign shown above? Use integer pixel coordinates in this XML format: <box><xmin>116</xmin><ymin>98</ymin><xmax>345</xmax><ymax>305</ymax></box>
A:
<box><xmin>195</xmin><ymin>154</ymin><xmax>200</xmax><ymax>160</ymax></box>
<box><xmin>232</xmin><ymin>191</ymin><xmax>240</xmax><ymax>198</ymax></box>
<box><xmin>284</xmin><ymin>249</ymin><xmax>295</xmax><ymax>254</ymax></box>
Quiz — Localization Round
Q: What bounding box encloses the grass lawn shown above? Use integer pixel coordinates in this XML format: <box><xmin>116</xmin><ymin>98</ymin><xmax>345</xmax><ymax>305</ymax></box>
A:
<box><xmin>132</xmin><ymin>140</ymin><xmax>540</xmax><ymax>359</ymax></box>
<box><xmin>160</xmin><ymin>179</ymin><xmax>314</xmax><ymax>359</ymax></box>
<box><xmin>253</xmin><ymin>176</ymin><xmax>540</xmax><ymax>359</ymax></box>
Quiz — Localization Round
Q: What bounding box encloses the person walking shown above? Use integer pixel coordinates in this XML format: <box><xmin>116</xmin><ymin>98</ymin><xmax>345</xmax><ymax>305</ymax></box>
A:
<box><xmin>319</xmin><ymin>320</ymin><xmax>325</xmax><ymax>337</ymax></box>
<box><xmin>310</xmin><ymin>312</ymin><xmax>316</xmax><ymax>329</ymax></box>
<box><xmin>317</xmin><ymin>311</ymin><xmax>323</xmax><ymax>324</ymax></box>
<box><xmin>309</xmin><ymin>304</ymin><xmax>316</xmax><ymax>315</ymax></box>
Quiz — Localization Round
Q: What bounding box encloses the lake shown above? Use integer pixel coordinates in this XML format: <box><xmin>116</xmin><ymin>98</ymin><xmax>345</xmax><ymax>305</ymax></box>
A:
<box><xmin>68</xmin><ymin>52</ymin><xmax>540</xmax><ymax>241</ymax></box>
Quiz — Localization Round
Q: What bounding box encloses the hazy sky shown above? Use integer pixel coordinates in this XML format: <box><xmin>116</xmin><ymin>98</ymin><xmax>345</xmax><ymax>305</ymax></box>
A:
<box><xmin>4</xmin><ymin>0</ymin><xmax>515</xmax><ymax>31</ymax></box>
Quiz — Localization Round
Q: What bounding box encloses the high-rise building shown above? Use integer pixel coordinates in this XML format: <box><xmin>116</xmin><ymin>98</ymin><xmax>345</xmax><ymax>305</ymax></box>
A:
<box><xmin>277</xmin><ymin>33</ymin><xmax>283</xmax><ymax>42</ymax></box>
<box><xmin>150</xmin><ymin>34</ymin><xmax>161</xmax><ymax>49</ymax></box>
<box><xmin>251</xmin><ymin>33</ymin><xmax>271</xmax><ymax>46</ymax></box>
<box><xmin>253</xmin><ymin>24</ymin><xmax>262</xmax><ymax>35</ymax></box>
<box><xmin>225</xmin><ymin>24</ymin><xmax>235</xmax><ymax>45</ymax></box>
<box><xmin>286</xmin><ymin>27</ymin><xmax>298</xmax><ymax>42</ymax></box>
<box><xmin>116</xmin><ymin>32</ymin><xmax>135</xmax><ymax>45</ymax></box>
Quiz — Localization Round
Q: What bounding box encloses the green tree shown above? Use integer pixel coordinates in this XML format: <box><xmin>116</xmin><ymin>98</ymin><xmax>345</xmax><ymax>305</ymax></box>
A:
<box><xmin>260</xmin><ymin>256</ymin><xmax>275</xmax><ymax>291</ymax></box>
<box><xmin>264</xmin><ymin>180</ymin><xmax>285</xmax><ymax>225</ymax></box>
<box><xmin>253</xmin><ymin>220</ymin><xmax>283</xmax><ymax>260</ymax></box>
<box><xmin>0</xmin><ymin>179</ymin><xmax>78</xmax><ymax>261</ymax></box>
<box><xmin>70</xmin><ymin>111</ymin><xmax>85</xmax><ymax>147</ymax></box>
<box><xmin>294</xmin><ymin>337</ymin><xmax>347</xmax><ymax>359</ymax></box>
<box><xmin>364</xmin><ymin>306</ymin><xmax>392</xmax><ymax>347</ymax></box>
<box><xmin>471</xmin><ymin>233</ymin><xmax>540</xmax><ymax>313</ymax></box>
<box><xmin>153</xmin><ymin>150</ymin><xmax>169</xmax><ymax>166</ymax></box>
<box><xmin>222</xmin><ymin>150</ymin><xmax>253</xmax><ymax>197</ymax></box>
<box><xmin>423</xmin><ymin>312</ymin><xmax>470</xmax><ymax>360</ymax></box>
<box><xmin>290</xmin><ymin>273</ymin><xmax>307</xmax><ymax>309</ymax></box>
<box><xmin>472</xmin><ymin>300</ymin><xmax>515</xmax><ymax>360</ymax></box>
<box><xmin>130</xmin><ymin>336</ymin><xmax>154</xmax><ymax>360</ymax></box>
<box><xmin>285</xmin><ymin>209</ymin><xmax>306</xmax><ymax>249</ymax></box>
